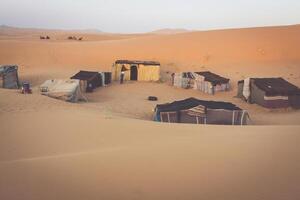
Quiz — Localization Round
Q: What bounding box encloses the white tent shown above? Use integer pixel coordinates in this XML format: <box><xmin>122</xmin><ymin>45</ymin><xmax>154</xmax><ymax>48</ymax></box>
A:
<box><xmin>40</xmin><ymin>79</ymin><xmax>87</xmax><ymax>102</ymax></box>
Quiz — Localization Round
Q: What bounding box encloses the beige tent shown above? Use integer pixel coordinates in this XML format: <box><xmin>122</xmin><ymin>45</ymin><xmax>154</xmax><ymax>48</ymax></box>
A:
<box><xmin>40</xmin><ymin>79</ymin><xmax>87</xmax><ymax>102</ymax></box>
<box><xmin>112</xmin><ymin>60</ymin><xmax>160</xmax><ymax>81</ymax></box>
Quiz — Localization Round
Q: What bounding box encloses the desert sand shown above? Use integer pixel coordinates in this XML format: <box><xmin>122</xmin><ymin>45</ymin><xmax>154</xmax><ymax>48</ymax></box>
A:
<box><xmin>0</xmin><ymin>25</ymin><xmax>300</xmax><ymax>200</ymax></box>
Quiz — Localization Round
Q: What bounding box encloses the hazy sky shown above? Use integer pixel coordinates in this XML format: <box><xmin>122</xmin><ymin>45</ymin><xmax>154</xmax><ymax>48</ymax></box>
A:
<box><xmin>0</xmin><ymin>0</ymin><xmax>299</xmax><ymax>33</ymax></box>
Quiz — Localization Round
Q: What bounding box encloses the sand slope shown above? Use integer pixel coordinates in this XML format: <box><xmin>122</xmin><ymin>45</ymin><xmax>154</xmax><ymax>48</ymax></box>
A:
<box><xmin>0</xmin><ymin>109</ymin><xmax>300</xmax><ymax>200</ymax></box>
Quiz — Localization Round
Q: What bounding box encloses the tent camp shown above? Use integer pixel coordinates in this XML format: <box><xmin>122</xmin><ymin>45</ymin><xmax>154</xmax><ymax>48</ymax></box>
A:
<box><xmin>154</xmin><ymin>98</ymin><xmax>249</xmax><ymax>125</ymax></box>
<box><xmin>40</xmin><ymin>79</ymin><xmax>86</xmax><ymax>102</ymax></box>
<box><xmin>0</xmin><ymin>65</ymin><xmax>19</xmax><ymax>89</ymax></box>
<box><xmin>237</xmin><ymin>78</ymin><xmax>300</xmax><ymax>109</ymax></box>
<box><xmin>171</xmin><ymin>71</ymin><xmax>230</xmax><ymax>94</ymax></box>
<box><xmin>112</xmin><ymin>60</ymin><xmax>160</xmax><ymax>81</ymax></box>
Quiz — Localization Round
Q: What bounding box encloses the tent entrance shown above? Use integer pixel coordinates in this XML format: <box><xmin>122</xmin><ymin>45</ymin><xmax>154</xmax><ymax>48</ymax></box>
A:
<box><xmin>130</xmin><ymin>65</ymin><xmax>138</xmax><ymax>81</ymax></box>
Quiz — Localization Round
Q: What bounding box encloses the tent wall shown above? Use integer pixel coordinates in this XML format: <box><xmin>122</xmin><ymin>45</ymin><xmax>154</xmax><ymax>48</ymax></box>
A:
<box><xmin>193</xmin><ymin>73</ymin><xmax>229</xmax><ymax>95</ymax></box>
<box><xmin>173</xmin><ymin>73</ymin><xmax>191</xmax><ymax>89</ymax></box>
<box><xmin>263</xmin><ymin>98</ymin><xmax>290</xmax><ymax>108</ymax></box>
<box><xmin>159</xmin><ymin>111</ymin><xmax>178</xmax><ymax>123</ymax></box>
<box><xmin>88</xmin><ymin>74</ymin><xmax>102</xmax><ymax>88</ymax></box>
<box><xmin>179</xmin><ymin>110</ymin><xmax>206</xmax><ymax>124</ymax></box>
<box><xmin>172</xmin><ymin>72</ymin><xmax>230</xmax><ymax>94</ymax></box>
<box><xmin>250</xmin><ymin>82</ymin><xmax>266</xmax><ymax>105</ymax></box>
<box><xmin>193</xmin><ymin>79</ymin><xmax>214</xmax><ymax>94</ymax></box>
<box><xmin>237</xmin><ymin>82</ymin><xmax>244</xmax><ymax>98</ymax></box>
<box><xmin>289</xmin><ymin>95</ymin><xmax>300</xmax><ymax>109</ymax></box>
<box><xmin>113</xmin><ymin>63</ymin><xmax>160</xmax><ymax>81</ymax></box>
<box><xmin>251</xmin><ymin>81</ymin><xmax>290</xmax><ymax>108</ymax></box>
<box><xmin>0</xmin><ymin>69</ymin><xmax>19</xmax><ymax>89</ymax></box>
<box><xmin>138</xmin><ymin>64</ymin><xmax>160</xmax><ymax>81</ymax></box>
<box><xmin>104</xmin><ymin>72</ymin><xmax>112</xmax><ymax>85</ymax></box>
<box><xmin>206</xmin><ymin>109</ymin><xmax>248</xmax><ymax>125</ymax></box>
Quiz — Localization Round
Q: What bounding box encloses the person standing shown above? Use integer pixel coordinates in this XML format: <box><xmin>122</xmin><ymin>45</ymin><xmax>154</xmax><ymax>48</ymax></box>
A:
<box><xmin>120</xmin><ymin>71</ymin><xmax>125</xmax><ymax>84</ymax></box>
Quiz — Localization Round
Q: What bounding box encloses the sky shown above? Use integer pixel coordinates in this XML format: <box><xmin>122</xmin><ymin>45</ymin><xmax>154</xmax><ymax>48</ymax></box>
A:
<box><xmin>0</xmin><ymin>0</ymin><xmax>299</xmax><ymax>33</ymax></box>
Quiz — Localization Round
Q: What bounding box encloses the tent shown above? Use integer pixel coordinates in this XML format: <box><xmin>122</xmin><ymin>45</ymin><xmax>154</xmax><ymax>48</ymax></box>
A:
<box><xmin>172</xmin><ymin>72</ymin><xmax>194</xmax><ymax>89</ymax></box>
<box><xmin>112</xmin><ymin>60</ymin><xmax>160</xmax><ymax>81</ymax></box>
<box><xmin>154</xmin><ymin>98</ymin><xmax>250</xmax><ymax>125</ymax></box>
<box><xmin>193</xmin><ymin>71</ymin><xmax>230</xmax><ymax>94</ymax></box>
<box><xmin>0</xmin><ymin>65</ymin><xmax>20</xmax><ymax>89</ymax></box>
<box><xmin>171</xmin><ymin>71</ymin><xmax>230</xmax><ymax>94</ymax></box>
<box><xmin>98</xmin><ymin>72</ymin><xmax>112</xmax><ymax>86</ymax></box>
<box><xmin>237</xmin><ymin>78</ymin><xmax>300</xmax><ymax>109</ymax></box>
<box><xmin>71</xmin><ymin>71</ymin><xmax>103</xmax><ymax>92</ymax></box>
<box><xmin>40</xmin><ymin>79</ymin><xmax>86</xmax><ymax>102</ymax></box>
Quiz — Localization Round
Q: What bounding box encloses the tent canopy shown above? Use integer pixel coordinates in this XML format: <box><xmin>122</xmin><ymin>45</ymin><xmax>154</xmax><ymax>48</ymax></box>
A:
<box><xmin>71</xmin><ymin>71</ymin><xmax>100</xmax><ymax>81</ymax></box>
<box><xmin>0</xmin><ymin>65</ymin><xmax>18</xmax><ymax>75</ymax></box>
<box><xmin>115</xmin><ymin>60</ymin><xmax>160</xmax><ymax>66</ymax></box>
<box><xmin>195</xmin><ymin>71</ymin><xmax>230</xmax><ymax>85</ymax></box>
<box><xmin>156</xmin><ymin>98</ymin><xmax>242</xmax><ymax>113</ymax></box>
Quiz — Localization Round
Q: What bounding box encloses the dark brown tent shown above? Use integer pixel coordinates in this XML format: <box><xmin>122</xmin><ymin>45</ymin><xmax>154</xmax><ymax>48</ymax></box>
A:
<box><xmin>237</xmin><ymin>78</ymin><xmax>300</xmax><ymax>109</ymax></box>
<box><xmin>71</xmin><ymin>71</ymin><xmax>102</xmax><ymax>92</ymax></box>
<box><xmin>154</xmin><ymin>98</ymin><xmax>250</xmax><ymax>125</ymax></box>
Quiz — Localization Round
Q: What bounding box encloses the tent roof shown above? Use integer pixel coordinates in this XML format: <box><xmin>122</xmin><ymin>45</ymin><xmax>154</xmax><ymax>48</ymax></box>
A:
<box><xmin>156</xmin><ymin>98</ymin><xmax>241</xmax><ymax>113</ymax></box>
<box><xmin>195</xmin><ymin>71</ymin><xmax>229</xmax><ymax>85</ymax></box>
<box><xmin>254</xmin><ymin>78</ymin><xmax>300</xmax><ymax>96</ymax></box>
<box><xmin>71</xmin><ymin>71</ymin><xmax>99</xmax><ymax>81</ymax></box>
<box><xmin>240</xmin><ymin>78</ymin><xmax>300</xmax><ymax>96</ymax></box>
<box><xmin>115</xmin><ymin>60</ymin><xmax>160</xmax><ymax>66</ymax></box>
<box><xmin>0</xmin><ymin>65</ymin><xmax>18</xmax><ymax>75</ymax></box>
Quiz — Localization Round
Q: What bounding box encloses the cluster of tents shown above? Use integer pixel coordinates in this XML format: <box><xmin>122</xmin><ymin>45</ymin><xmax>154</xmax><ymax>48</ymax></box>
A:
<box><xmin>1</xmin><ymin>62</ymin><xmax>300</xmax><ymax>125</ymax></box>
<box><xmin>171</xmin><ymin>70</ymin><xmax>300</xmax><ymax>109</ymax></box>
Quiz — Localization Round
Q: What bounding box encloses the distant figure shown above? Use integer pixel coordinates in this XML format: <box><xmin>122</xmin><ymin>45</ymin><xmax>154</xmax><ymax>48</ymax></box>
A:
<box><xmin>46</xmin><ymin>36</ymin><xmax>50</xmax><ymax>40</ymax></box>
<box><xmin>40</xmin><ymin>36</ymin><xmax>45</xmax><ymax>40</ymax></box>
<box><xmin>21</xmin><ymin>82</ymin><xmax>32</xmax><ymax>94</ymax></box>
<box><xmin>120</xmin><ymin>71</ymin><xmax>125</xmax><ymax>84</ymax></box>
<box><xmin>78</xmin><ymin>37</ymin><xmax>83</xmax><ymax>41</ymax></box>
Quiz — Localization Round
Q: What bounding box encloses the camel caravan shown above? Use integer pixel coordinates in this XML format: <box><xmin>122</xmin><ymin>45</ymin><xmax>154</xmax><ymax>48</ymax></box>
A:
<box><xmin>1</xmin><ymin>60</ymin><xmax>300</xmax><ymax>125</ymax></box>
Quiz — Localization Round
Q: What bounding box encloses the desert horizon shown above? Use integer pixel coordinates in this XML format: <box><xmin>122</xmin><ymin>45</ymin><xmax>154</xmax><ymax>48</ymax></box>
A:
<box><xmin>1</xmin><ymin>7</ymin><xmax>300</xmax><ymax>200</ymax></box>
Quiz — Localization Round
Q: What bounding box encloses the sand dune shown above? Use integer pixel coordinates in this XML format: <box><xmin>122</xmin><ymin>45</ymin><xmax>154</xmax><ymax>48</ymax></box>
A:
<box><xmin>0</xmin><ymin>25</ymin><xmax>300</xmax><ymax>200</ymax></box>
<box><xmin>0</xmin><ymin>109</ymin><xmax>300</xmax><ymax>200</ymax></box>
